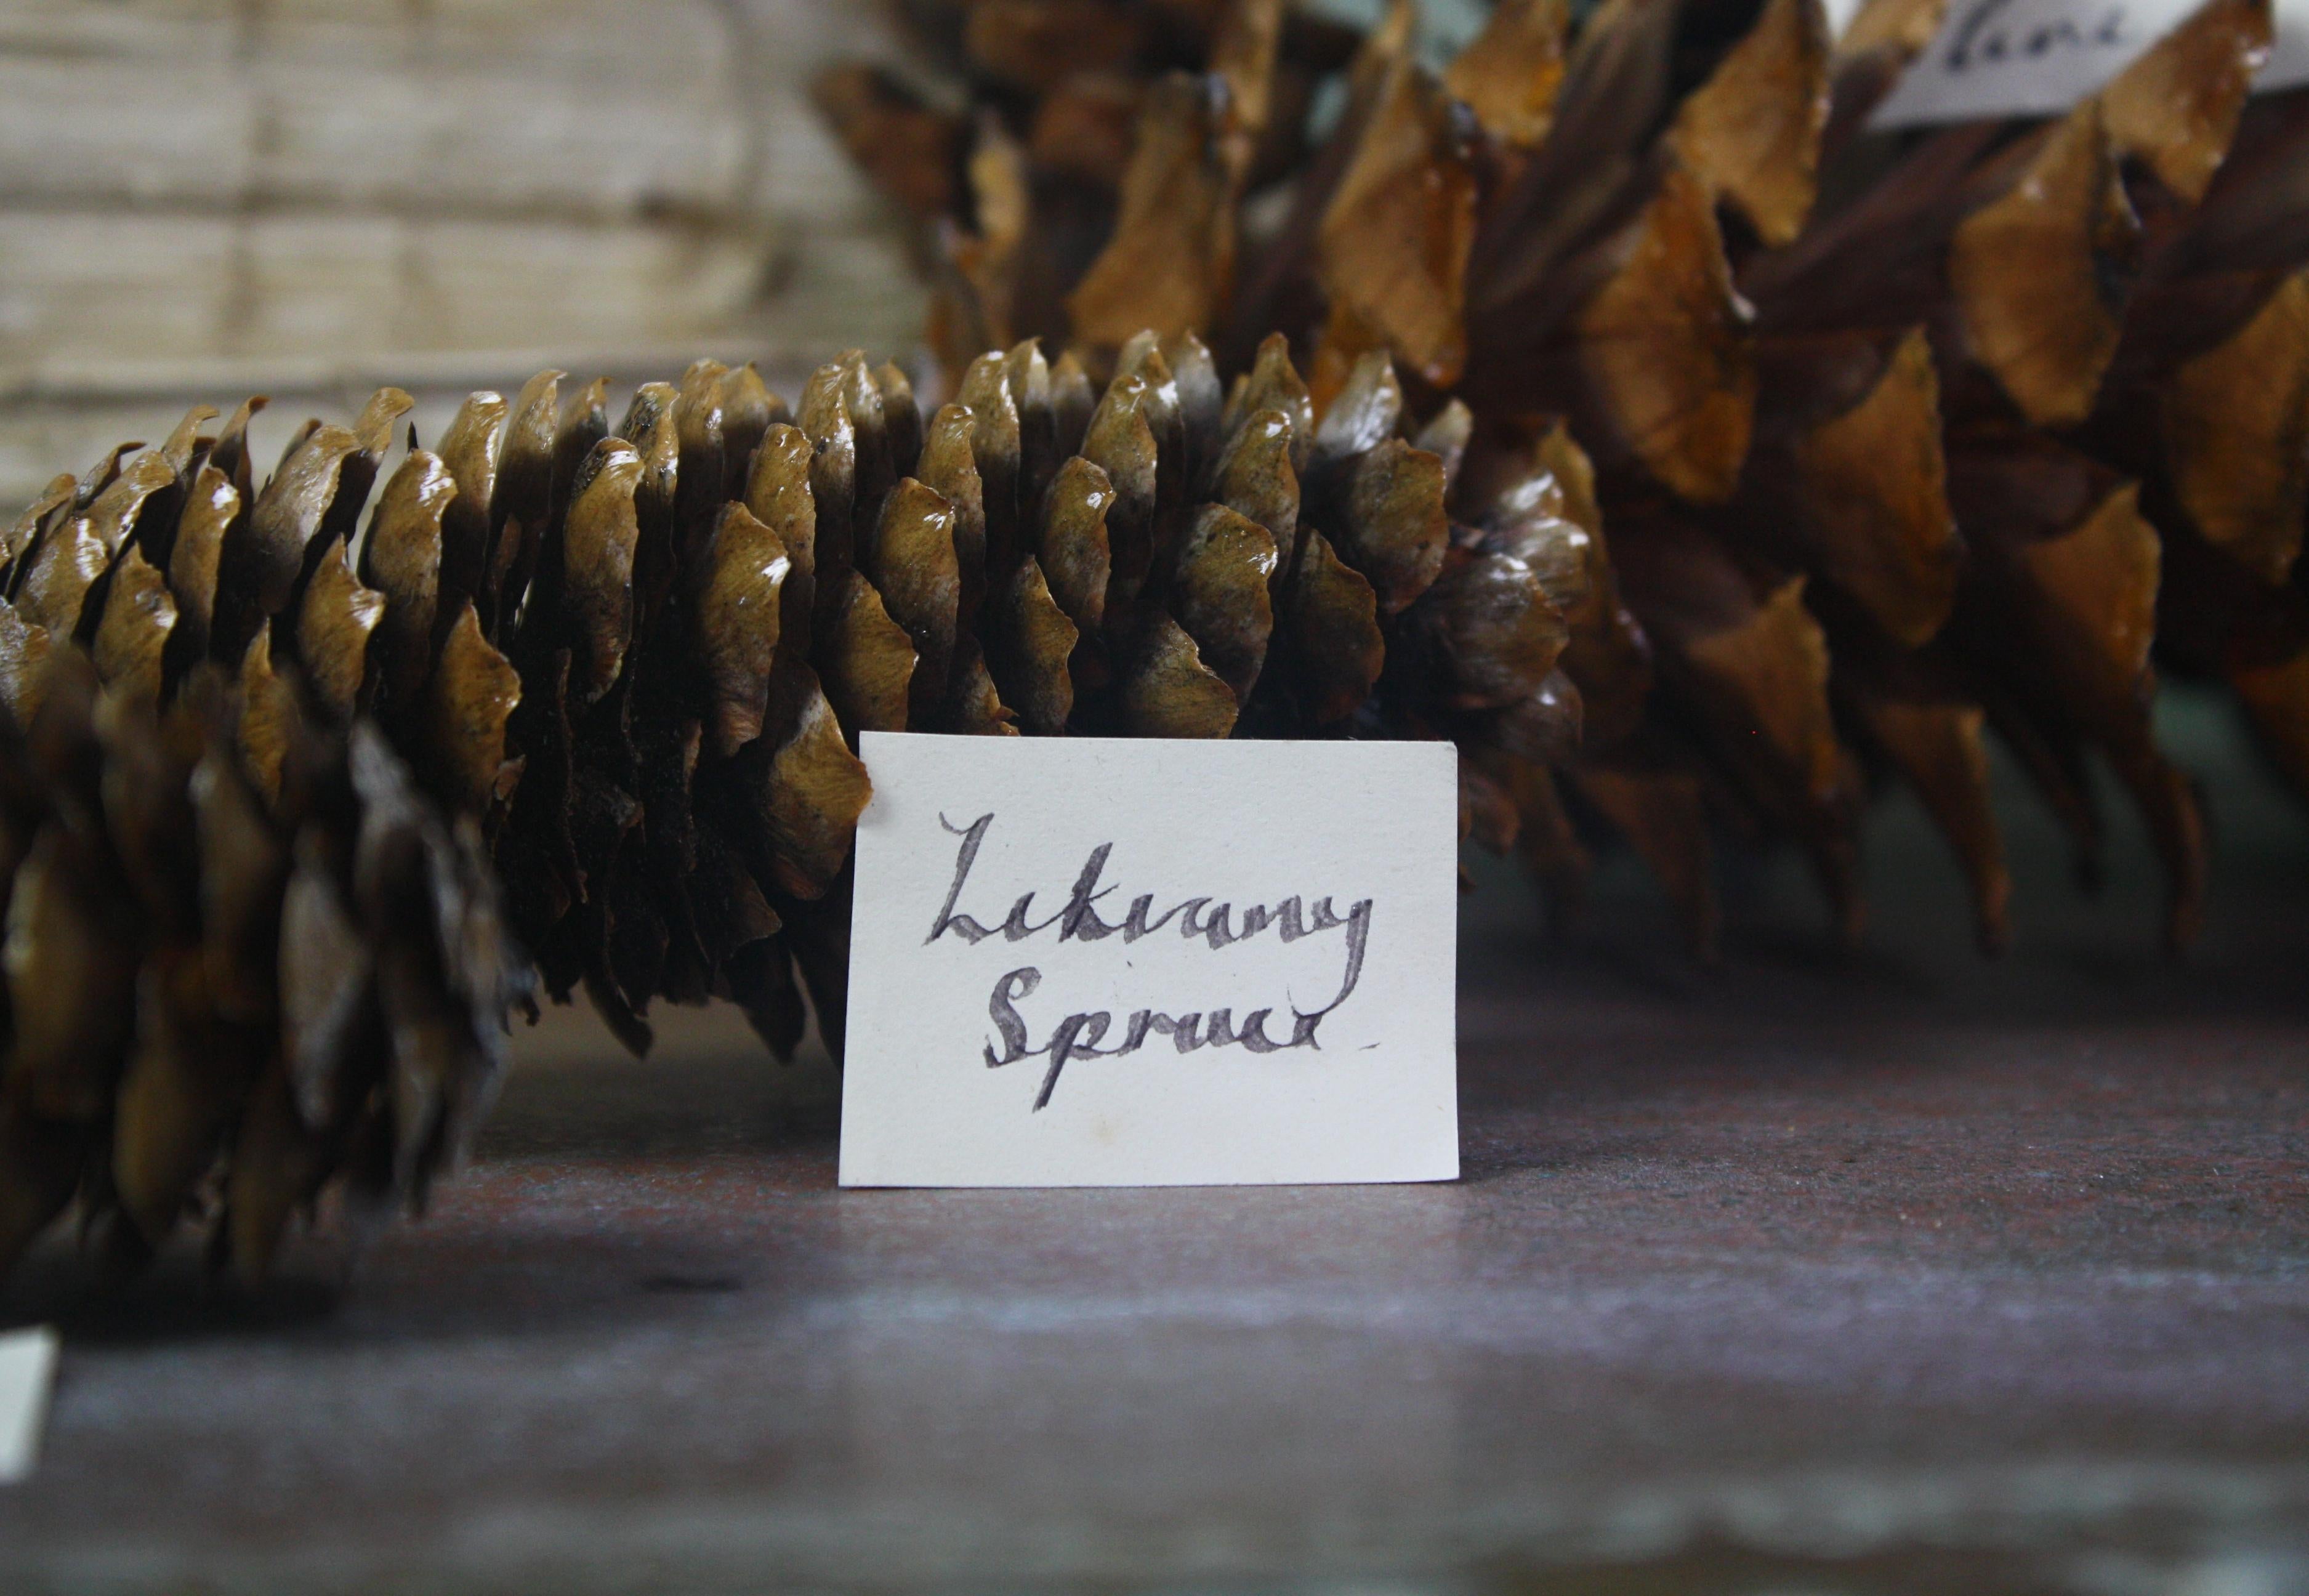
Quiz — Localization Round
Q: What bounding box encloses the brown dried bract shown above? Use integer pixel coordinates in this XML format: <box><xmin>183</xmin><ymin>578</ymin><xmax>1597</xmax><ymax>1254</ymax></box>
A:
<box><xmin>818</xmin><ymin>570</ymin><xmax>917</xmax><ymax>736</ymax></box>
<box><xmin>1950</xmin><ymin>105</ymin><xmax>2142</xmax><ymax>427</ymax></box>
<box><xmin>361</xmin><ymin>450</ymin><xmax>454</xmax><ymax>709</ymax></box>
<box><xmin>1172</xmin><ymin>504</ymin><xmax>1278</xmax><ymax>703</ymax></box>
<box><xmin>293</xmin><ymin>541</ymin><xmax>384</xmax><ymax>722</ymax></box>
<box><xmin>1336</xmin><ymin>437</ymin><xmax>1449</xmax><ymax>615</ymax></box>
<box><xmin>1667</xmin><ymin>0</ymin><xmax>1831</xmax><ymax>249</ymax></box>
<box><xmin>989</xmin><ymin>558</ymin><xmax>1079</xmax><ymax>735</ymax></box>
<box><xmin>1315</xmin><ymin>57</ymin><xmax>1478</xmax><ymax>387</ymax></box>
<box><xmin>2098</xmin><ymin>0</ymin><xmax>2271</xmax><ymax>207</ymax></box>
<box><xmin>425</xmin><ymin>603</ymin><xmax>522</xmax><ymax>815</ymax></box>
<box><xmin>1119</xmin><ymin>612</ymin><xmax>1239</xmax><ymax>737</ymax></box>
<box><xmin>1281</xmin><ymin>529</ymin><xmax>1384</xmax><ymax>725</ymax></box>
<box><xmin>751</xmin><ymin>666</ymin><xmax>873</xmax><ymax>900</ymax></box>
<box><xmin>557</xmin><ymin>440</ymin><xmax>645</xmax><ymax>711</ymax></box>
<box><xmin>1068</xmin><ymin>75</ymin><xmax>1239</xmax><ymax>352</ymax></box>
<box><xmin>1574</xmin><ymin>759</ymin><xmax>1722</xmax><ymax>959</ymax></box>
<box><xmin>1783</xmin><ymin>327</ymin><xmax>1960</xmax><ymax>647</ymax></box>
<box><xmin>693</xmin><ymin>503</ymin><xmax>791</xmax><ymax>759</ymax></box>
<box><xmin>92</xmin><ymin>547</ymin><xmax>177</xmax><ymax>707</ymax></box>
<box><xmin>868</xmin><ymin>480</ymin><xmax>962</xmax><ymax>725</ymax></box>
<box><xmin>1854</xmin><ymin>695</ymin><xmax>2010</xmax><ymax>954</ymax></box>
<box><xmin>239</xmin><ymin>424</ymin><xmax>361</xmax><ymax>620</ymax></box>
<box><xmin>1444</xmin><ymin>0</ymin><xmax>1568</xmax><ymax>151</ymax></box>
<box><xmin>1573</xmin><ymin>164</ymin><xmax>1757</xmax><ymax>502</ymax></box>
<box><xmin>2162</xmin><ymin>268</ymin><xmax>2309</xmax><ymax>585</ymax></box>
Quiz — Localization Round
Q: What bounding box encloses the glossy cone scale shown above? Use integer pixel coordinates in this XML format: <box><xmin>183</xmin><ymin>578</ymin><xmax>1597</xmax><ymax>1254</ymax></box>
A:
<box><xmin>821</xmin><ymin>0</ymin><xmax>2309</xmax><ymax>958</ymax></box>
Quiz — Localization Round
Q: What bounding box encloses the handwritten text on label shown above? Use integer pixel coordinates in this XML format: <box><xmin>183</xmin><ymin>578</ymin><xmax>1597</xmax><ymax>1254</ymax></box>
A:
<box><xmin>1870</xmin><ymin>0</ymin><xmax>2307</xmax><ymax>127</ymax></box>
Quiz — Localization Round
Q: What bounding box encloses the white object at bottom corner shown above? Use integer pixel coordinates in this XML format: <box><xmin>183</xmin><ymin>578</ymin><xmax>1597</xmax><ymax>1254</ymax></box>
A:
<box><xmin>0</xmin><ymin>1325</ymin><xmax>58</xmax><ymax>1485</ymax></box>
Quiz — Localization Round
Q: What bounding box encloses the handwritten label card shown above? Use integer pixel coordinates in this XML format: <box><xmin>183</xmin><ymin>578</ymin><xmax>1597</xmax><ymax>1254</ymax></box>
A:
<box><xmin>1870</xmin><ymin>0</ymin><xmax>2309</xmax><ymax>128</ymax></box>
<box><xmin>838</xmin><ymin>733</ymin><xmax>1460</xmax><ymax>1188</ymax></box>
<box><xmin>0</xmin><ymin>1326</ymin><xmax>57</xmax><ymax>1485</ymax></box>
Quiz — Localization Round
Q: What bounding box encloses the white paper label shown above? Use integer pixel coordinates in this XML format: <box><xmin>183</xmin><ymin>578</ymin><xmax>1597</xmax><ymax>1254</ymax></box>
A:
<box><xmin>0</xmin><ymin>1326</ymin><xmax>57</xmax><ymax>1485</ymax></box>
<box><xmin>1869</xmin><ymin>0</ymin><xmax>2309</xmax><ymax>128</ymax></box>
<box><xmin>838</xmin><ymin>733</ymin><xmax>1461</xmax><ymax>1188</ymax></box>
<box><xmin>1823</xmin><ymin>0</ymin><xmax>1871</xmax><ymax>34</ymax></box>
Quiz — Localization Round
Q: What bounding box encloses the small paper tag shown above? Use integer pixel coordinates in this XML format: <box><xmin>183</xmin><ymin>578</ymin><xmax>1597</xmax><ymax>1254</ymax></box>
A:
<box><xmin>838</xmin><ymin>733</ymin><xmax>1460</xmax><ymax>1188</ymax></box>
<box><xmin>0</xmin><ymin>1326</ymin><xmax>57</xmax><ymax>1485</ymax></box>
<box><xmin>1868</xmin><ymin>0</ymin><xmax>2309</xmax><ymax>129</ymax></box>
<box><xmin>1822</xmin><ymin>0</ymin><xmax>1871</xmax><ymax>34</ymax></box>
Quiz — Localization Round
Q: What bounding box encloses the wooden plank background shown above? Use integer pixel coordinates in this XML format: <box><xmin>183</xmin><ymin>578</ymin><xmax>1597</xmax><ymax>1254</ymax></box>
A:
<box><xmin>0</xmin><ymin>0</ymin><xmax>930</xmax><ymax>502</ymax></box>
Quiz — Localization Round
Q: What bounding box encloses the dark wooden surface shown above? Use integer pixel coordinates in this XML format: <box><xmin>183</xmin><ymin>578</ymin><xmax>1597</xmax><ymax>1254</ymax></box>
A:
<box><xmin>2</xmin><ymin>691</ymin><xmax>2306</xmax><ymax>1595</ymax></box>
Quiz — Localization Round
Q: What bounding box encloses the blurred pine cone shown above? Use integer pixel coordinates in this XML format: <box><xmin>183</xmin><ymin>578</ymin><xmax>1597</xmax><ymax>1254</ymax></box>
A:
<box><xmin>0</xmin><ymin>330</ymin><xmax>1592</xmax><ymax>1280</ymax></box>
<box><xmin>820</xmin><ymin>0</ymin><xmax>2309</xmax><ymax>958</ymax></box>
<box><xmin>0</xmin><ymin>638</ymin><xmax>523</xmax><ymax>1286</ymax></box>
<box><xmin>0</xmin><ymin>394</ymin><xmax>520</xmax><ymax>1285</ymax></box>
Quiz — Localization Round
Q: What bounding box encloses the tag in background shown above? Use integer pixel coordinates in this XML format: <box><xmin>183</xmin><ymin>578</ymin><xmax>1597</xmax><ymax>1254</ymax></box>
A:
<box><xmin>1868</xmin><ymin>0</ymin><xmax>2309</xmax><ymax>129</ymax></box>
<box><xmin>0</xmin><ymin>1326</ymin><xmax>57</xmax><ymax>1485</ymax></box>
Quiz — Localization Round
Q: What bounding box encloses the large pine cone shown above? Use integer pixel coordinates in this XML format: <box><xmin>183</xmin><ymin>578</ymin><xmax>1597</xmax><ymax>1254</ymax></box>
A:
<box><xmin>0</xmin><ymin>332</ymin><xmax>1599</xmax><ymax>1280</ymax></box>
<box><xmin>821</xmin><ymin>0</ymin><xmax>2309</xmax><ymax>958</ymax></box>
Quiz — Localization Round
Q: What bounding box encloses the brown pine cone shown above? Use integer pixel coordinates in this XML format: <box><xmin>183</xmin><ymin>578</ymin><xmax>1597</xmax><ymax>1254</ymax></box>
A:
<box><xmin>1709</xmin><ymin>0</ymin><xmax>2286</xmax><ymax>956</ymax></box>
<box><xmin>0</xmin><ymin>334</ymin><xmax>1592</xmax><ymax>1185</ymax></box>
<box><xmin>0</xmin><ymin>642</ymin><xmax>524</xmax><ymax>1286</ymax></box>
<box><xmin>1</xmin><ymin>393</ymin><xmax>528</xmax><ymax>1284</ymax></box>
<box><xmin>822</xmin><ymin>0</ymin><xmax>2309</xmax><ymax>960</ymax></box>
<box><xmin>477</xmin><ymin>335</ymin><xmax>1591</xmax><ymax>1058</ymax></box>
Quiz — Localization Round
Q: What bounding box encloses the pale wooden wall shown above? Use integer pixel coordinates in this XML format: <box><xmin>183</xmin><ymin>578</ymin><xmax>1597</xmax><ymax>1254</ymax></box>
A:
<box><xmin>0</xmin><ymin>0</ymin><xmax>927</xmax><ymax>501</ymax></box>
